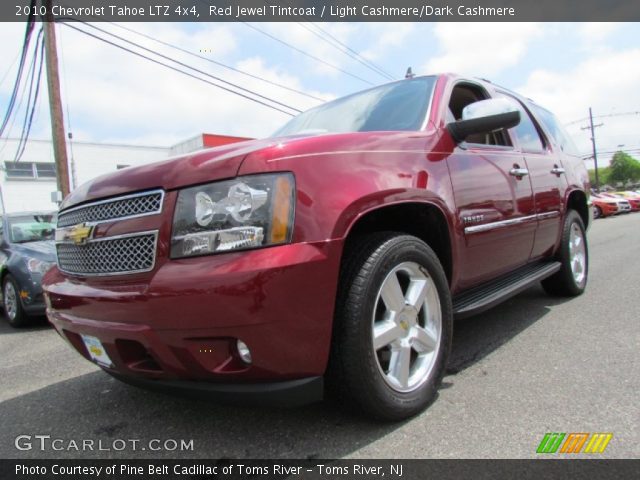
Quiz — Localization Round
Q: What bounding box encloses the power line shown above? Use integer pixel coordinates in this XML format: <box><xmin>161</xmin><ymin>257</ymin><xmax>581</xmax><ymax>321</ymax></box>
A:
<box><xmin>583</xmin><ymin>148</ymin><xmax>640</xmax><ymax>158</ymax></box>
<box><xmin>263</xmin><ymin>0</ymin><xmax>394</xmax><ymax>80</ymax></box>
<box><xmin>74</xmin><ymin>21</ymin><xmax>303</xmax><ymax>114</ymax></box>
<box><xmin>14</xmin><ymin>39</ymin><xmax>44</xmax><ymax>162</ymax></box>
<box><xmin>61</xmin><ymin>22</ymin><xmax>300</xmax><ymax>116</ymax></box>
<box><xmin>57</xmin><ymin>0</ymin><xmax>326</xmax><ymax>103</ymax></box>
<box><xmin>196</xmin><ymin>1</ymin><xmax>370</xmax><ymax>84</ymax></box>
<box><xmin>14</xmin><ymin>28</ymin><xmax>45</xmax><ymax>162</ymax></box>
<box><xmin>294</xmin><ymin>21</ymin><xmax>395</xmax><ymax>81</ymax></box>
<box><xmin>2</xmin><ymin>36</ymin><xmax>37</xmax><ymax>143</ymax></box>
<box><xmin>106</xmin><ymin>22</ymin><xmax>326</xmax><ymax>103</ymax></box>
<box><xmin>565</xmin><ymin>110</ymin><xmax>640</xmax><ymax>126</ymax></box>
<box><xmin>0</xmin><ymin>54</ymin><xmax>35</xmax><ymax>158</ymax></box>
<box><xmin>13</xmin><ymin>28</ymin><xmax>43</xmax><ymax>159</ymax></box>
<box><xmin>0</xmin><ymin>50</ymin><xmax>22</xmax><ymax>89</ymax></box>
<box><xmin>61</xmin><ymin>22</ymin><xmax>298</xmax><ymax>117</ymax></box>
<box><xmin>241</xmin><ymin>22</ymin><xmax>375</xmax><ymax>86</ymax></box>
<box><xmin>0</xmin><ymin>20</ymin><xmax>39</xmax><ymax>158</ymax></box>
<box><xmin>0</xmin><ymin>4</ymin><xmax>37</xmax><ymax>138</ymax></box>
<box><xmin>305</xmin><ymin>22</ymin><xmax>395</xmax><ymax>80</ymax></box>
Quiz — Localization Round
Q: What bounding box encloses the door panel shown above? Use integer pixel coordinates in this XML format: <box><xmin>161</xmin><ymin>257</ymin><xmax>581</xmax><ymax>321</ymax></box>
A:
<box><xmin>498</xmin><ymin>93</ymin><xmax>565</xmax><ymax>259</ymax></box>
<box><xmin>525</xmin><ymin>153</ymin><xmax>565</xmax><ymax>258</ymax></box>
<box><xmin>448</xmin><ymin>147</ymin><xmax>536</xmax><ymax>290</ymax></box>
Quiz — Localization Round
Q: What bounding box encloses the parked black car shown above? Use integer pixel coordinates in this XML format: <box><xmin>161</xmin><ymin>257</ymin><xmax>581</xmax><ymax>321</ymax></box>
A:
<box><xmin>0</xmin><ymin>211</ymin><xmax>57</xmax><ymax>327</ymax></box>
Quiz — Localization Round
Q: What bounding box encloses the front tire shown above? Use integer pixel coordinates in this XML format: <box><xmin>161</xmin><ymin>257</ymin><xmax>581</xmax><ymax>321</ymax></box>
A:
<box><xmin>542</xmin><ymin>210</ymin><xmax>588</xmax><ymax>297</ymax></box>
<box><xmin>594</xmin><ymin>206</ymin><xmax>602</xmax><ymax>219</ymax></box>
<box><xmin>2</xmin><ymin>275</ymin><xmax>28</xmax><ymax>327</ymax></box>
<box><xmin>328</xmin><ymin>233</ymin><xmax>452</xmax><ymax>421</ymax></box>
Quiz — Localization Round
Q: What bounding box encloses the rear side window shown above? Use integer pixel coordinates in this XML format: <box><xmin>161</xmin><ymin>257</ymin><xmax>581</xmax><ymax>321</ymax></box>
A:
<box><xmin>530</xmin><ymin>104</ymin><xmax>580</xmax><ymax>156</ymax></box>
<box><xmin>497</xmin><ymin>93</ymin><xmax>545</xmax><ymax>153</ymax></box>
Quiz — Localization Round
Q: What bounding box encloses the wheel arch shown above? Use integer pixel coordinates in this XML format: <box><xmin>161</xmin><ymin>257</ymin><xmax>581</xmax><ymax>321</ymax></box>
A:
<box><xmin>340</xmin><ymin>201</ymin><xmax>453</xmax><ymax>285</ymax></box>
<box><xmin>0</xmin><ymin>265</ymin><xmax>10</xmax><ymax>288</ymax></box>
<box><xmin>566</xmin><ymin>189</ymin><xmax>590</xmax><ymax>229</ymax></box>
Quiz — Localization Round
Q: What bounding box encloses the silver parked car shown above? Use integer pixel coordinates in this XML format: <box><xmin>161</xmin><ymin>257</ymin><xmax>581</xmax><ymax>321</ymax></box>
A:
<box><xmin>0</xmin><ymin>212</ymin><xmax>57</xmax><ymax>327</ymax></box>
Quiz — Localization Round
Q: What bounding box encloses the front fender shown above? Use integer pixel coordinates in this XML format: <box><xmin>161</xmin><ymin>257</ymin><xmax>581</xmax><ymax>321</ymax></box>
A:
<box><xmin>333</xmin><ymin>189</ymin><xmax>454</xmax><ymax>240</ymax></box>
<box><xmin>239</xmin><ymin>147</ymin><xmax>456</xmax><ymax>244</ymax></box>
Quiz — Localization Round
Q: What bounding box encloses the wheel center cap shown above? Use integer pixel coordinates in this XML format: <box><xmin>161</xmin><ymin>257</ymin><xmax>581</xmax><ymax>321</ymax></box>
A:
<box><xmin>398</xmin><ymin>306</ymin><xmax>418</xmax><ymax>332</ymax></box>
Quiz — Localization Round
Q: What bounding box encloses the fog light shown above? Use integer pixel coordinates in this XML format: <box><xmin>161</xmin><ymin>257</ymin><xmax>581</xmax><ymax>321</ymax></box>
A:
<box><xmin>236</xmin><ymin>339</ymin><xmax>252</xmax><ymax>364</ymax></box>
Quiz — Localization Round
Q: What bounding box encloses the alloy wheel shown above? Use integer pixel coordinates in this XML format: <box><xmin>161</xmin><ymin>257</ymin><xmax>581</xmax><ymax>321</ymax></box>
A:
<box><xmin>371</xmin><ymin>262</ymin><xmax>442</xmax><ymax>392</ymax></box>
<box><xmin>4</xmin><ymin>281</ymin><xmax>18</xmax><ymax>321</ymax></box>
<box><xmin>569</xmin><ymin>223</ymin><xmax>587</xmax><ymax>285</ymax></box>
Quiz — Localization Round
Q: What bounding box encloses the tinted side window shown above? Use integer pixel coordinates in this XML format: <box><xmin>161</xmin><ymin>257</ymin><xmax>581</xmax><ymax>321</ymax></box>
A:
<box><xmin>497</xmin><ymin>93</ymin><xmax>545</xmax><ymax>153</ymax></box>
<box><xmin>530</xmin><ymin>104</ymin><xmax>580</xmax><ymax>156</ymax></box>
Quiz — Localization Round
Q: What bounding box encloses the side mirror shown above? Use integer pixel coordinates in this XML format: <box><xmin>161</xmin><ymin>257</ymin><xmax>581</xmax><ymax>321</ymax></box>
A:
<box><xmin>447</xmin><ymin>98</ymin><xmax>521</xmax><ymax>144</ymax></box>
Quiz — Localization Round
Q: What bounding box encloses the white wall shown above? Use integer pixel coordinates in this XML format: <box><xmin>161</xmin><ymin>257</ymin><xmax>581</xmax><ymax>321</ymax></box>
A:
<box><xmin>169</xmin><ymin>135</ymin><xmax>203</xmax><ymax>157</ymax></box>
<box><xmin>0</xmin><ymin>138</ymin><xmax>169</xmax><ymax>213</ymax></box>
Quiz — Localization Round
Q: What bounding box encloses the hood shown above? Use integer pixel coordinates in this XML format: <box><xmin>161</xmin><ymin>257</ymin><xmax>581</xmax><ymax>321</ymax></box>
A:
<box><xmin>60</xmin><ymin>130</ymin><xmax>434</xmax><ymax>210</ymax></box>
<box><xmin>11</xmin><ymin>240</ymin><xmax>56</xmax><ymax>262</ymax></box>
<box><xmin>60</xmin><ymin>137</ymin><xmax>285</xmax><ymax>210</ymax></box>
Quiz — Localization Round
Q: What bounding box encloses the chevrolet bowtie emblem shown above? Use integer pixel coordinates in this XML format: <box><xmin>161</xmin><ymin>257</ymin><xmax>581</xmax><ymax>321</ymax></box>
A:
<box><xmin>66</xmin><ymin>223</ymin><xmax>94</xmax><ymax>245</ymax></box>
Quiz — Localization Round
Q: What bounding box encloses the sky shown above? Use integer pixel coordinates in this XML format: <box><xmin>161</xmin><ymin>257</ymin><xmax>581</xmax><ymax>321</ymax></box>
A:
<box><xmin>0</xmin><ymin>21</ymin><xmax>639</xmax><ymax>168</ymax></box>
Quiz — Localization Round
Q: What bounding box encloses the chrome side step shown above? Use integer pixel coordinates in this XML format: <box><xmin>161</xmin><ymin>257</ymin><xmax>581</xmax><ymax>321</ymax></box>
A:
<box><xmin>452</xmin><ymin>261</ymin><xmax>561</xmax><ymax>319</ymax></box>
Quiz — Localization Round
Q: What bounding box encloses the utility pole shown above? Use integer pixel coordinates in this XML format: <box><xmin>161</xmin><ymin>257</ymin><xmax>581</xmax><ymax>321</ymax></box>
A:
<box><xmin>43</xmin><ymin>0</ymin><xmax>70</xmax><ymax>198</ymax></box>
<box><xmin>581</xmin><ymin>107</ymin><xmax>603</xmax><ymax>192</ymax></box>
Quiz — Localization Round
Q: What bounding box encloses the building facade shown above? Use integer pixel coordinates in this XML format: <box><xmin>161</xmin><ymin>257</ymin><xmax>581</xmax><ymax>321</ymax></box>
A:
<box><xmin>0</xmin><ymin>133</ymin><xmax>251</xmax><ymax>213</ymax></box>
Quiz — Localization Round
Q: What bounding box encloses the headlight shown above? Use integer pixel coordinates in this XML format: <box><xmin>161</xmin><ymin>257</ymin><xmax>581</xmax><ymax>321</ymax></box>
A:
<box><xmin>171</xmin><ymin>173</ymin><xmax>295</xmax><ymax>258</ymax></box>
<box><xmin>27</xmin><ymin>258</ymin><xmax>54</xmax><ymax>276</ymax></box>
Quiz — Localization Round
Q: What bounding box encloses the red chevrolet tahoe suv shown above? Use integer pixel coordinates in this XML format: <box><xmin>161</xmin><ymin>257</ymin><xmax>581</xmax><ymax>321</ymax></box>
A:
<box><xmin>43</xmin><ymin>74</ymin><xmax>591</xmax><ymax>420</ymax></box>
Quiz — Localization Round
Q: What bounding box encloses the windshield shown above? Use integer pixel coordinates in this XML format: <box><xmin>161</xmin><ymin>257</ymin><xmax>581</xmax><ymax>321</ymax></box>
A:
<box><xmin>7</xmin><ymin>214</ymin><xmax>56</xmax><ymax>243</ymax></box>
<box><xmin>273</xmin><ymin>76</ymin><xmax>436</xmax><ymax>137</ymax></box>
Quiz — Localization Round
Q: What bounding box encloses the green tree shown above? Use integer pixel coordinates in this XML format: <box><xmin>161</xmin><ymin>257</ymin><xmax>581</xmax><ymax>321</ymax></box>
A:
<box><xmin>588</xmin><ymin>166</ymin><xmax>610</xmax><ymax>187</ymax></box>
<box><xmin>607</xmin><ymin>151</ymin><xmax>640</xmax><ymax>187</ymax></box>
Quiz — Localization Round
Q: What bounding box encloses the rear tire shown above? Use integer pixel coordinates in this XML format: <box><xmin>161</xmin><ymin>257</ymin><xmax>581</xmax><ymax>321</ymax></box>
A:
<box><xmin>2</xmin><ymin>275</ymin><xmax>29</xmax><ymax>327</ymax></box>
<box><xmin>541</xmin><ymin>210</ymin><xmax>588</xmax><ymax>297</ymax></box>
<box><xmin>328</xmin><ymin>233</ymin><xmax>452</xmax><ymax>421</ymax></box>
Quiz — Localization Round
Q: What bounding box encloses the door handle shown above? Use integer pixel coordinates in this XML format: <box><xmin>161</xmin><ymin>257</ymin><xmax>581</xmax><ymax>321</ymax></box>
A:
<box><xmin>509</xmin><ymin>167</ymin><xmax>529</xmax><ymax>178</ymax></box>
<box><xmin>550</xmin><ymin>166</ymin><xmax>566</xmax><ymax>175</ymax></box>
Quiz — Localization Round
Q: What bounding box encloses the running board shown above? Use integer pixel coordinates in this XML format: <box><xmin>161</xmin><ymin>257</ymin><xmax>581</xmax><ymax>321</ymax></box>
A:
<box><xmin>452</xmin><ymin>261</ymin><xmax>561</xmax><ymax>319</ymax></box>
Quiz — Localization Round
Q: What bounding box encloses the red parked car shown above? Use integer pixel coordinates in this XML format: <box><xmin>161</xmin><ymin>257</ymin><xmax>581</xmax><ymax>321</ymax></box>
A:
<box><xmin>43</xmin><ymin>74</ymin><xmax>590</xmax><ymax>420</ymax></box>
<box><xmin>599</xmin><ymin>192</ymin><xmax>640</xmax><ymax>212</ymax></box>
<box><xmin>591</xmin><ymin>194</ymin><xmax>620</xmax><ymax>218</ymax></box>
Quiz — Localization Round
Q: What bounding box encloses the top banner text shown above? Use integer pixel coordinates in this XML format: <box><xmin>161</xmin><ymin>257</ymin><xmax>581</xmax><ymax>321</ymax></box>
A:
<box><xmin>2</xmin><ymin>0</ymin><xmax>640</xmax><ymax>22</ymax></box>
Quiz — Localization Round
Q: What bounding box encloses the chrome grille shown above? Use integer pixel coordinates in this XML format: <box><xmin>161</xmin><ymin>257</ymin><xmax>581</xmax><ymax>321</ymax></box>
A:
<box><xmin>56</xmin><ymin>232</ymin><xmax>158</xmax><ymax>276</ymax></box>
<box><xmin>57</xmin><ymin>190</ymin><xmax>163</xmax><ymax>227</ymax></box>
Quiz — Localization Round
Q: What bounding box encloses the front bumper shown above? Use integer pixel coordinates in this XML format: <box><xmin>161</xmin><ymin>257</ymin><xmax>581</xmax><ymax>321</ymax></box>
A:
<box><xmin>108</xmin><ymin>371</ymin><xmax>323</xmax><ymax>407</ymax></box>
<box><xmin>10</xmin><ymin>276</ymin><xmax>46</xmax><ymax>316</ymax></box>
<box><xmin>616</xmin><ymin>204</ymin><xmax>631</xmax><ymax>214</ymax></box>
<box><xmin>596</xmin><ymin>203</ymin><xmax>617</xmax><ymax>217</ymax></box>
<box><xmin>44</xmin><ymin>240</ymin><xmax>342</xmax><ymax>393</ymax></box>
<box><xmin>23</xmin><ymin>301</ymin><xmax>46</xmax><ymax>316</ymax></box>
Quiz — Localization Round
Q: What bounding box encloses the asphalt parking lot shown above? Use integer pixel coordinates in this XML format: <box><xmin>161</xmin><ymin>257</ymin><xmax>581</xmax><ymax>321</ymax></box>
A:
<box><xmin>1</xmin><ymin>213</ymin><xmax>638</xmax><ymax>459</ymax></box>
